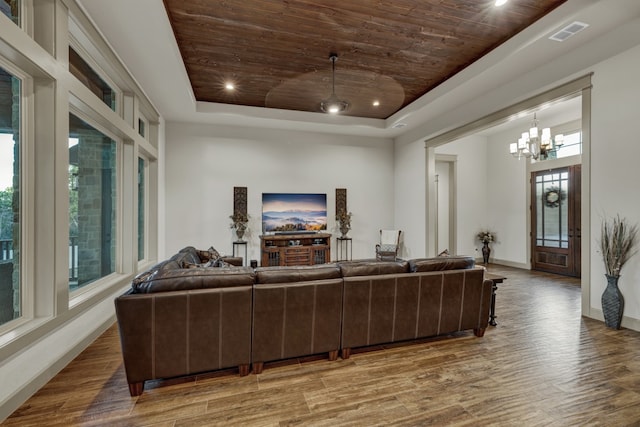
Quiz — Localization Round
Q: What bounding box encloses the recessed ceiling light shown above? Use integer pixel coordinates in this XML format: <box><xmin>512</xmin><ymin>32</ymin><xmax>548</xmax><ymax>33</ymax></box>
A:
<box><xmin>494</xmin><ymin>0</ymin><xmax>508</xmax><ymax>6</ymax></box>
<box><xmin>225</xmin><ymin>82</ymin><xmax>235</xmax><ymax>91</ymax></box>
<box><xmin>372</xmin><ymin>100</ymin><xmax>380</xmax><ymax>107</ymax></box>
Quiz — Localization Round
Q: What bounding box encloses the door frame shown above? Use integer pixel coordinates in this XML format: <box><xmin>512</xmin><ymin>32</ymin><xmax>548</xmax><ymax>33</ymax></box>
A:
<box><xmin>424</xmin><ymin>74</ymin><xmax>592</xmax><ymax>318</ymax></box>
<box><xmin>528</xmin><ymin>156</ymin><xmax>583</xmax><ymax>269</ymax></box>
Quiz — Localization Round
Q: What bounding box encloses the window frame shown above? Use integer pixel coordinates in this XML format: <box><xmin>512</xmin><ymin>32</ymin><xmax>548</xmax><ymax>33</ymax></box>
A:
<box><xmin>0</xmin><ymin>56</ymin><xmax>35</xmax><ymax>334</ymax></box>
<box><xmin>137</xmin><ymin>116</ymin><xmax>147</xmax><ymax>139</ymax></box>
<box><xmin>554</xmin><ymin>130</ymin><xmax>582</xmax><ymax>159</ymax></box>
<box><xmin>68</xmin><ymin>35</ymin><xmax>121</xmax><ymax>115</ymax></box>
<box><xmin>0</xmin><ymin>0</ymin><xmax>160</xmax><ymax>356</ymax></box>
<box><xmin>0</xmin><ymin>0</ymin><xmax>24</xmax><ymax>30</ymax></box>
<box><xmin>67</xmin><ymin>106</ymin><xmax>123</xmax><ymax>300</ymax></box>
<box><xmin>136</xmin><ymin>155</ymin><xmax>149</xmax><ymax>264</ymax></box>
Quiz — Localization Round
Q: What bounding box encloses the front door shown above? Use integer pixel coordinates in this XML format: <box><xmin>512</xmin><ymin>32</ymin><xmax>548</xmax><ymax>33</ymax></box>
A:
<box><xmin>531</xmin><ymin>165</ymin><xmax>581</xmax><ymax>277</ymax></box>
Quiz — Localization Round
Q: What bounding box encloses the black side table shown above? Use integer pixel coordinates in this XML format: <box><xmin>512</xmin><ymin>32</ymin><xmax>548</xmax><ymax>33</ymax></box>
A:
<box><xmin>485</xmin><ymin>273</ymin><xmax>506</xmax><ymax>326</ymax></box>
<box><xmin>336</xmin><ymin>237</ymin><xmax>352</xmax><ymax>261</ymax></box>
<box><xmin>233</xmin><ymin>241</ymin><xmax>248</xmax><ymax>266</ymax></box>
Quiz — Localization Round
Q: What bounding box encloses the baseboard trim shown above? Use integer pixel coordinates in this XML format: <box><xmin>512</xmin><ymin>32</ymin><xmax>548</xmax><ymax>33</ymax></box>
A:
<box><xmin>585</xmin><ymin>308</ymin><xmax>640</xmax><ymax>332</ymax></box>
<box><xmin>475</xmin><ymin>258</ymin><xmax>529</xmax><ymax>270</ymax></box>
<box><xmin>0</xmin><ymin>311</ymin><xmax>117</xmax><ymax>422</ymax></box>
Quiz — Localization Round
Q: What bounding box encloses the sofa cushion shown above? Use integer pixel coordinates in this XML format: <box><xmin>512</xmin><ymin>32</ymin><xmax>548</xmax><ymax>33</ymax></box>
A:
<box><xmin>339</xmin><ymin>260</ymin><xmax>410</xmax><ymax>277</ymax></box>
<box><xmin>171</xmin><ymin>250</ymin><xmax>201</xmax><ymax>267</ymax></box>
<box><xmin>409</xmin><ymin>256</ymin><xmax>475</xmax><ymax>272</ymax></box>
<box><xmin>132</xmin><ymin>266</ymin><xmax>255</xmax><ymax>293</ymax></box>
<box><xmin>212</xmin><ymin>258</ymin><xmax>232</xmax><ymax>268</ymax></box>
<box><xmin>193</xmin><ymin>246</ymin><xmax>221</xmax><ymax>261</ymax></box>
<box><xmin>178</xmin><ymin>245</ymin><xmax>201</xmax><ymax>258</ymax></box>
<box><xmin>182</xmin><ymin>259</ymin><xmax>218</xmax><ymax>269</ymax></box>
<box><xmin>254</xmin><ymin>264</ymin><xmax>341</xmax><ymax>284</ymax></box>
<box><xmin>131</xmin><ymin>259</ymin><xmax>179</xmax><ymax>285</ymax></box>
<box><xmin>178</xmin><ymin>245</ymin><xmax>222</xmax><ymax>262</ymax></box>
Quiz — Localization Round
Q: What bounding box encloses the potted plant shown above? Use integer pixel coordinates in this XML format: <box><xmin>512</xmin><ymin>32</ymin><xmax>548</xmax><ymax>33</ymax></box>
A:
<box><xmin>476</xmin><ymin>230</ymin><xmax>495</xmax><ymax>264</ymax></box>
<box><xmin>336</xmin><ymin>210</ymin><xmax>352</xmax><ymax>238</ymax></box>
<box><xmin>599</xmin><ymin>214</ymin><xmax>638</xmax><ymax>329</ymax></box>
<box><xmin>230</xmin><ymin>212</ymin><xmax>249</xmax><ymax>242</ymax></box>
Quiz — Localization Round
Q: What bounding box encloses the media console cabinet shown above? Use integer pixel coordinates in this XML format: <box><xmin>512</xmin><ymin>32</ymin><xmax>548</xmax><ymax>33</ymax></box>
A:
<box><xmin>260</xmin><ymin>233</ymin><xmax>331</xmax><ymax>266</ymax></box>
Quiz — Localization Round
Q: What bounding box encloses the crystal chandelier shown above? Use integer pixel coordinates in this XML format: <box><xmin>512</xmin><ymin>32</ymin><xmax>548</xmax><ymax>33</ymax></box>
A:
<box><xmin>509</xmin><ymin>113</ymin><xmax>564</xmax><ymax>161</ymax></box>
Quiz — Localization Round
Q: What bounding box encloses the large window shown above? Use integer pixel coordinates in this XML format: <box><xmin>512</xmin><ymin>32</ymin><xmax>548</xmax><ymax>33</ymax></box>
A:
<box><xmin>137</xmin><ymin>157</ymin><xmax>145</xmax><ymax>261</ymax></box>
<box><xmin>69</xmin><ymin>47</ymin><xmax>116</xmax><ymax>111</ymax></box>
<box><xmin>0</xmin><ymin>0</ymin><xmax>20</xmax><ymax>26</ymax></box>
<box><xmin>0</xmin><ymin>66</ymin><xmax>21</xmax><ymax>326</ymax></box>
<box><xmin>138</xmin><ymin>118</ymin><xmax>146</xmax><ymax>138</ymax></box>
<box><xmin>69</xmin><ymin>113</ymin><xmax>117</xmax><ymax>289</ymax></box>
<box><xmin>555</xmin><ymin>131</ymin><xmax>582</xmax><ymax>158</ymax></box>
<box><xmin>0</xmin><ymin>0</ymin><xmax>158</xmax><ymax>338</ymax></box>
<box><xmin>0</xmin><ymin>1</ymin><xmax>161</xmax><ymax>402</ymax></box>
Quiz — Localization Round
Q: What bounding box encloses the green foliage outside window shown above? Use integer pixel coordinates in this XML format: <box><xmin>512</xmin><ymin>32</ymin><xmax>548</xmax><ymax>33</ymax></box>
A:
<box><xmin>0</xmin><ymin>186</ymin><xmax>13</xmax><ymax>240</ymax></box>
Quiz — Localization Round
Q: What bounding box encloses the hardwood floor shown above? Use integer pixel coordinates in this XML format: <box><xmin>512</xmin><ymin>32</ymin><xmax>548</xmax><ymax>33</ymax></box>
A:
<box><xmin>6</xmin><ymin>265</ymin><xmax>640</xmax><ymax>426</ymax></box>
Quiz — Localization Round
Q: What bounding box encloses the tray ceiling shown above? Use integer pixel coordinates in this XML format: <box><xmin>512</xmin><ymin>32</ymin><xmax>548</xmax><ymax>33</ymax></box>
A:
<box><xmin>163</xmin><ymin>0</ymin><xmax>567</xmax><ymax>119</ymax></box>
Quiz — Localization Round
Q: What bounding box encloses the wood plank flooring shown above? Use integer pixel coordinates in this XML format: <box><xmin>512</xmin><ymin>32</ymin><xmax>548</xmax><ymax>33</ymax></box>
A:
<box><xmin>6</xmin><ymin>265</ymin><xmax>640</xmax><ymax>426</ymax></box>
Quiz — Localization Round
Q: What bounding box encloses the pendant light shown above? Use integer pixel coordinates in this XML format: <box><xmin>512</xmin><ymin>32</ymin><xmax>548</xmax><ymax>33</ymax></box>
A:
<box><xmin>320</xmin><ymin>53</ymin><xmax>349</xmax><ymax>114</ymax></box>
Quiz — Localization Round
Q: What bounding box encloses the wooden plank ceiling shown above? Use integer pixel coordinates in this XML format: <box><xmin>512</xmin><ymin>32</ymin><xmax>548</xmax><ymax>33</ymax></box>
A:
<box><xmin>163</xmin><ymin>0</ymin><xmax>567</xmax><ymax>119</ymax></box>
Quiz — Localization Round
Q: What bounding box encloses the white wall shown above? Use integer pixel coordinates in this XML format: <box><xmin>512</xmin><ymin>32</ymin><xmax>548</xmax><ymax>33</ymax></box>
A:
<box><xmin>486</xmin><ymin>128</ymin><xmax>530</xmax><ymax>266</ymax></box>
<box><xmin>436</xmin><ymin>135</ymin><xmax>489</xmax><ymax>258</ymax></box>
<box><xmin>435</xmin><ymin>161</ymin><xmax>450</xmax><ymax>253</ymax></box>
<box><xmin>590</xmin><ymin>44</ymin><xmax>640</xmax><ymax>323</ymax></box>
<box><xmin>394</xmin><ymin>138</ymin><xmax>427</xmax><ymax>258</ymax></box>
<box><xmin>165</xmin><ymin>122</ymin><xmax>395</xmax><ymax>262</ymax></box>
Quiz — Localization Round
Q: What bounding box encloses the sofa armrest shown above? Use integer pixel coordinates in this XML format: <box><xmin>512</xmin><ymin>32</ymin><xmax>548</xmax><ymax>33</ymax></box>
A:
<box><xmin>131</xmin><ymin>266</ymin><xmax>254</xmax><ymax>293</ymax></box>
<box><xmin>115</xmin><ymin>286</ymin><xmax>252</xmax><ymax>395</ymax></box>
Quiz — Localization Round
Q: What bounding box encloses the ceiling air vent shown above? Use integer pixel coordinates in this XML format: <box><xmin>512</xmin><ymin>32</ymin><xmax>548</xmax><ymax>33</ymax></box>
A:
<box><xmin>549</xmin><ymin>21</ymin><xmax>589</xmax><ymax>42</ymax></box>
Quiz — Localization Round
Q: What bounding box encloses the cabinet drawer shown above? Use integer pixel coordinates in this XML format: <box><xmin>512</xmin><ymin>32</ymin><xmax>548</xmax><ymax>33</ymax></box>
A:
<box><xmin>285</xmin><ymin>249</ymin><xmax>311</xmax><ymax>264</ymax></box>
<box><xmin>285</xmin><ymin>247</ymin><xmax>307</xmax><ymax>253</ymax></box>
<box><xmin>285</xmin><ymin>258</ymin><xmax>311</xmax><ymax>266</ymax></box>
<box><xmin>285</xmin><ymin>252</ymin><xmax>311</xmax><ymax>260</ymax></box>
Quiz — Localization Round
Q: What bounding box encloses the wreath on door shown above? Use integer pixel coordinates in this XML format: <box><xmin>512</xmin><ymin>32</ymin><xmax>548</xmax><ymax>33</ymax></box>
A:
<box><xmin>543</xmin><ymin>186</ymin><xmax>565</xmax><ymax>208</ymax></box>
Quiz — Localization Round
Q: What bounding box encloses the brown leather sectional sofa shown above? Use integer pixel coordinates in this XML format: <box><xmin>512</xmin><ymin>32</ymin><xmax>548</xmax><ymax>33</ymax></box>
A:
<box><xmin>115</xmin><ymin>246</ymin><xmax>492</xmax><ymax>396</ymax></box>
<box><xmin>340</xmin><ymin>257</ymin><xmax>490</xmax><ymax>359</ymax></box>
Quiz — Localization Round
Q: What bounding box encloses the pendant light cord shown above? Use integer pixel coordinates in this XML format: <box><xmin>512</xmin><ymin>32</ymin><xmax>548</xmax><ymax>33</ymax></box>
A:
<box><xmin>331</xmin><ymin>55</ymin><xmax>337</xmax><ymax>95</ymax></box>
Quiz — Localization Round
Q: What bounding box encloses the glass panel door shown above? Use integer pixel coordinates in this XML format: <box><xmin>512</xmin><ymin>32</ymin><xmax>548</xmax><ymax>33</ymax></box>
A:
<box><xmin>535</xmin><ymin>171</ymin><xmax>569</xmax><ymax>248</ymax></box>
<box><xmin>531</xmin><ymin>166</ymin><xmax>580</xmax><ymax>277</ymax></box>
